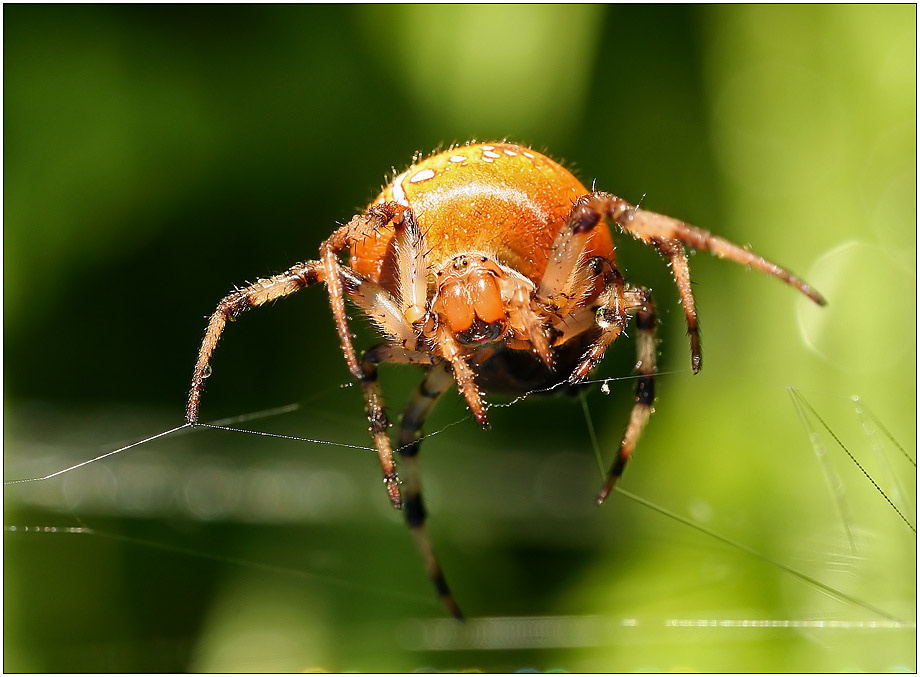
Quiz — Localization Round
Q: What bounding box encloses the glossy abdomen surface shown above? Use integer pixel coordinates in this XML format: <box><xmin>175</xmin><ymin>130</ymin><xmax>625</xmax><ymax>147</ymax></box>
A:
<box><xmin>350</xmin><ymin>142</ymin><xmax>614</xmax><ymax>286</ymax></box>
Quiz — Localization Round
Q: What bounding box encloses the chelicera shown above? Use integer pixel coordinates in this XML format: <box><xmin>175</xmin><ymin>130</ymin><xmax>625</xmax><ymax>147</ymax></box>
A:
<box><xmin>186</xmin><ymin>142</ymin><xmax>825</xmax><ymax>618</ymax></box>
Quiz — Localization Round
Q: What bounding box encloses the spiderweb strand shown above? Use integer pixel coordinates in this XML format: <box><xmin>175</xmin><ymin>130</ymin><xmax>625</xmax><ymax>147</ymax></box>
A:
<box><xmin>4</xmin><ymin>424</ymin><xmax>192</xmax><ymax>485</ymax></box>
<box><xmin>574</xmin><ymin>384</ymin><xmax>905</xmax><ymax>624</ymax></box>
<box><xmin>789</xmin><ymin>388</ymin><xmax>858</xmax><ymax>553</ymax></box>
<box><xmin>614</xmin><ymin>487</ymin><xmax>905</xmax><ymax>624</ymax></box>
<box><xmin>3</xmin><ymin>403</ymin><xmax>312</xmax><ymax>485</ymax></box>
<box><xmin>789</xmin><ymin>387</ymin><xmax>916</xmax><ymax>534</ymax></box>
<box><xmin>193</xmin><ymin>422</ymin><xmax>374</xmax><ymax>452</ymax></box>
<box><xmin>851</xmin><ymin>396</ymin><xmax>916</xmax><ymax>467</ymax></box>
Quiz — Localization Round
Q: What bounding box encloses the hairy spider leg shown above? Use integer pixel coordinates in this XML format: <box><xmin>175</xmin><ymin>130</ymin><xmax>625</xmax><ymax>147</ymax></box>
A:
<box><xmin>358</xmin><ymin>344</ymin><xmax>462</xmax><ymax>618</ymax></box>
<box><xmin>393</xmin><ymin>360</ymin><xmax>463</xmax><ymax>619</ymax></box>
<box><xmin>332</xmin><ymin>204</ymin><xmax>440</xmax><ymax>508</ymax></box>
<box><xmin>532</xmin><ymin>196</ymin><xmax>629</xmax><ymax>384</ymax></box>
<box><xmin>596</xmin><ymin>286</ymin><xmax>658</xmax><ymax>504</ymax></box>
<box><xmin>575</xmin><ymin>192</ymin><xmax>826</xmax><ymax>374</ymax></box>
<box><xmin>187</xmin><ymin>203</ymin><xmax>430</xmax><ymax>509</ymax></box>
<box><xmin>530</xmin><ymin>197</ymin><xmax>654</xmax><ymax>503</ymax></box>
<box><xmin>351</xmin><ymin>340</ymin><xmax>439</xmax><ymax>510</ymax></box>
<box><xmin>320</xmin><ymin>202</ymin><xmax>416</xmax><ymax>379</ymax></box>
<box><xmin>320</xmin><ymin>202</ymin><xmax>436</xmax><ymax>508</ymax></box>
<box><xmin>567</xmin><ymin>264</ymin><xmax>628</xmax><ymax>384</ymax></box>
<box><xmin>327</xmin><ymin>203</ymin><xmax>495</xmax><ymax>508</ymax></box>
<box><xmin>650</xmin><ymin>237</ymin><xmax>701</xmax><ymax>372</ymax></box>
<box><xmin>434</xmin><ymin>322</ymin><xmax>490</xmax><ymax>428</ymax></box>
<box><xmin>187</xmin><ymin>263</ymin><xmax>322</xmax><ymax>424</ymax></box>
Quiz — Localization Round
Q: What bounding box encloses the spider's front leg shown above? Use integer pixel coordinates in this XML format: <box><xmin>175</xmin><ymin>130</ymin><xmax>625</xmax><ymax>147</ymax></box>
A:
<box><xmin>577</xmin><ymin>192</ymin><xmax>826</xmax><ymax>373</ymax></box>
<box><xmin>189</xmin><ymin>203</ymin><xmax>429</xmax><ymax>510</ymax></box>
<box><xmin>328</xmin><ymin>204</ymin><xmax>432</xmax><ymax>508</ymax></box>
<box><xmin>535</xmin><ymin>196</ymin><xmax>629</xmax><ymax>383</ymax></box>
<box><xmin>187</xmin><ymin>263</ymin><xmax>322</xmax><ymax>424</ymax></box>
<box><xmin>534</xmin><ymin>199</ymin><xmax>657</xmax><ymax>502</ymax></box>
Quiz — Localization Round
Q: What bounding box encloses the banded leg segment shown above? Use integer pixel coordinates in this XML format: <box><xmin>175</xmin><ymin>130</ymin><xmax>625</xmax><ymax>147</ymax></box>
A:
<box><xmin>342</xmin><ymin>254</ymin><xmax>437</xmax><ymax>510</ymax></box>
<box><xmin>396</xmin><ymin>362</ymin><xmax>463</xmax><ymax>619</ymax></box>
<box><xmin>650</xmin><ymin>237</ymin><xmax>701</xmax><ymax>372</ymax></box>
<box><xmin>359</xmin><ymin>342</ymin><xmax>438</xmax><ymax>510</ymax></box>
<box><xmin>186</xmin><ymin>262</ymin><xmax>322</xmax><ymax>424</ymax></box>
<box><xmin>597</xmin><ymin>286</ymin><xmax>658</xmax><ymax>504</ymax></box>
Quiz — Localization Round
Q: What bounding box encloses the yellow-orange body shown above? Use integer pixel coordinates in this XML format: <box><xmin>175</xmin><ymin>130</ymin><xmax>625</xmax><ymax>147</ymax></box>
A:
<box><xmin>351</xmin><ymin>142</ymin><xmax>615</xmax><ymax>288</ymax></box>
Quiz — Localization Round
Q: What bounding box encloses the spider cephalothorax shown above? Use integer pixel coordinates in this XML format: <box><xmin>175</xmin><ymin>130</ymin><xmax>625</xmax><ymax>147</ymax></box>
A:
<box><xmin>187</xmin><ymin>142</ymin><xmax>825</xmax><ymax>618</ymax></box>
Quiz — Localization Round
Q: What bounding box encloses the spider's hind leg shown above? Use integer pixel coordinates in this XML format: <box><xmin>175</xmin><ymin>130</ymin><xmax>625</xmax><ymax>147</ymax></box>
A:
<box><xmin>357</xmin><ymin>344</ymin><xmax>462</xmax><ymax>617</ymax></box>
<box><xmin>396</xmin><ymin>361</ymin><xmax>464</xmax><ymax>619</ymax></box>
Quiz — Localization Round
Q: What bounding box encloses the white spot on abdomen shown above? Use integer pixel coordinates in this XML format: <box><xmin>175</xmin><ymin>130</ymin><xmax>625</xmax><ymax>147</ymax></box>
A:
<box><xmin>391</xmin><ymin>170</ymin><xmax>410</xmax><ymax>205</ymax></box>
<box><xmin>409</xmin><ymin>168</ymin><xmax>436</xmax><ymax>183</ymax></box>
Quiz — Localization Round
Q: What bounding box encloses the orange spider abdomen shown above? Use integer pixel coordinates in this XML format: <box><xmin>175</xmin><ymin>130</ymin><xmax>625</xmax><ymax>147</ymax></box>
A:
<box><xmin>350</xmin><ymin>143</ymin><xmax>615</xmax><ymax>287</ymax></box>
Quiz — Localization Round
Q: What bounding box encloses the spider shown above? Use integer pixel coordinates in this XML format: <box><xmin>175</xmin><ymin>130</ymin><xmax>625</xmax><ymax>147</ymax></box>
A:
<box><xmin>186</xmin><ymin>142</ymin><xmax>825</xmax><ymax>619</ymax></box>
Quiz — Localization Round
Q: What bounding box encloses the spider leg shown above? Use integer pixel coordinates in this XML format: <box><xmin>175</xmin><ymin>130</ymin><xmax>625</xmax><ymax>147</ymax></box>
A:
<box><xmin>617</xmin><ymin>205</ymin><xmax>827</xmax><ymax>306</ymax></box>
<box><xmin>597</xmin><ymin>286</ymin><xmax>657</xmax><ymax>504</ymax></box>
<box><xmin>319</xmin><ymin>202</ymin><xmax>417</xmax><ymax>379</ymax></box>
<box><xmin>537</xmin><ymin>199</ymin><xmax>610</xmax><ymax>307</ymax></box>
<box><xmin>185</xmin><ymin>262</ymin><xmax>410</xmax><ymax>508</ymax></box>
<box><xmin>567</xmin><ymin>265</ymin><xmax>628</xmax><ymax>384</ymax></box>
<box><xmin>358</xmin><ymin>345</ymin><xmax>462</xmax><ymax>617</ymax></box>
<box><xmin>187</xmin><ymin>262</ymin><xmax>322</xmax><ymax>424</ymax></box>
<box><xmin>434</xmin><ymin>323</ymin><xmax>489</xmax><ymax>428</ymax></box>
<box><xmin>573</xmin><ymin>192</ymin><xmax>826</xmax><ymax>374</ymax></box>
<box><xmin>355</xmin><ymin>342</ymin><xmax>436</xmax><ymax>510</ymax></box>
<box><xmin>189</xmin><ymin>204</ymin><xmax>427</xmax><ymax>510</ymax></box>
<box><xmin>323</xmin><ymin>204</ymin><xmax>429</xmax><ymax>508</ymax></box>
<box><xmin>395</xmin><ymin>361</ymin><xmax>463</xmax><ymax>619</ymax></box>
<box><xmin>502</xmin><ymin>276</ymin><xmax>554</xmax><ymax>369</ymax></box>
<box><xmin>646</xmin><ymin>236</ymin><xmax>702</xmax><ymax>373</ymax></box>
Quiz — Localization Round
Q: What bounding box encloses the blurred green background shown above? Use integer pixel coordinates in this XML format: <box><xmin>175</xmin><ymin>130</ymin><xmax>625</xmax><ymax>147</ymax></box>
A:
<box><xmin>4</xmin><ymin>5</ymin><xmax>915</xmax><ymax>672</ymax></box>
